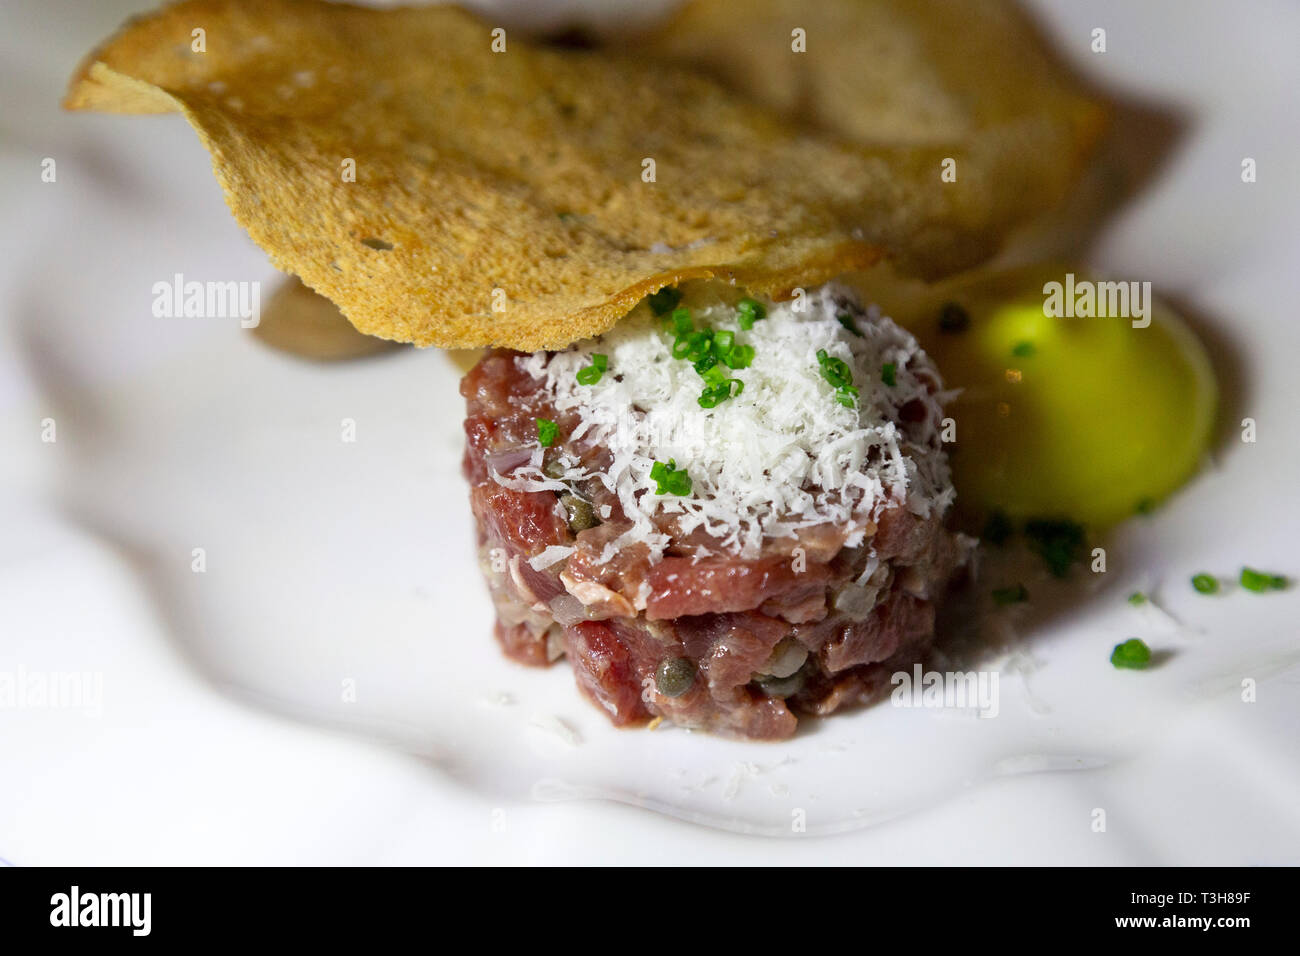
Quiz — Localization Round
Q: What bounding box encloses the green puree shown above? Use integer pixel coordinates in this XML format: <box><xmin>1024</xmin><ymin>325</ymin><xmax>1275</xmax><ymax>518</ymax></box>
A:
<box><xmin>914</xmin><ymin>265</ymin><xmax>1216</xmax><ymax>527</ymax></box>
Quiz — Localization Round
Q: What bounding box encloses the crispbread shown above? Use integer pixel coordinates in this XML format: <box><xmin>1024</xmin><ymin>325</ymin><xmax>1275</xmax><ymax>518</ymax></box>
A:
<box><xmin>66</xmin><ymin>0</ymin><xmax>1104</xmax><ymax>350</ymax></box>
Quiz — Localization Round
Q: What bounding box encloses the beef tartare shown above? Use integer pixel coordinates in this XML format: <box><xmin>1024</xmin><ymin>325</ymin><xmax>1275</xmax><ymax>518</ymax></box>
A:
<box><xmin>461</xmin><ymin>282</ymin><xmax>970</xmax><ymax>739</ymax></box>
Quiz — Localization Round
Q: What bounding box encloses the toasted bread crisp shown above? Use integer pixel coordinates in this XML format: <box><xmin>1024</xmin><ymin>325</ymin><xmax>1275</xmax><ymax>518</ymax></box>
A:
<box><xmin>639</xmin><ymin>0</ymin><xmax>1107</xmax><ymax>233</ymax></box>
<box><xmin>66</xmin><ymin>0</ymin><xmax>1103</xmax><ymax>350</ymax></box>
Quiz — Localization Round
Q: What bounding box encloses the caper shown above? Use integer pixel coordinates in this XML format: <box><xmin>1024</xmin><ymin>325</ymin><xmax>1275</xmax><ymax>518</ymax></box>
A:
<box><xmin>755</xmin><ymin>669</ymin><xmax>805</xmax><ymax>698</ymax></box>
<box><xmin>655</xmin><ymin>657</ymin><xmax>696</xmax><ymax>698</ymax></box>
<box><xmin>760</xmin><ymin>636</ymin><xmax>808</xmax><ymax>678</ymax></box>
<box><xmin>560</xmin><ymin>493</ymin><xmax>599</xmax><ymax>532</ymax></box>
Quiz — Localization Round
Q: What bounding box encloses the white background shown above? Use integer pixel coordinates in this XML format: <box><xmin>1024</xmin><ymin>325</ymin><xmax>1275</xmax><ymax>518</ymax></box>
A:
<box><xmin>1</xmin><ymin>0</ymin><xmax>1298</xmax><ymax>864</ymax></box>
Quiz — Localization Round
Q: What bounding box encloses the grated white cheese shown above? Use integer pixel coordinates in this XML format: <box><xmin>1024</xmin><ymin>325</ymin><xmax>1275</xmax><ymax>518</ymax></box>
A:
<box><xmin>528</xmin><ymin>545</ymin><xmax>575</xmax><ymax>571</ymax></box>
<box><xmin>498</xmin><ymin>283</ymin><xmax>955</xmax><ymax>563</ymax></box>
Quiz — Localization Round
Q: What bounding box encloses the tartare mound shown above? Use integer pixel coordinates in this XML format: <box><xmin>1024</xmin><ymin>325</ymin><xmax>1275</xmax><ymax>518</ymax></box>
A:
<box><xmin>461</xmin><ymin>282</ymin><xmax>971</xmax><ymax>739</ymax></box>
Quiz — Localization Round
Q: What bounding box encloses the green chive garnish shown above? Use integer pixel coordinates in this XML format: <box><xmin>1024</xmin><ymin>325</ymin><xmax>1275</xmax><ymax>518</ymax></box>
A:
<box><xmin>938</xmin><ymin>302</ymin><xmax>970</xmax><ymax>333</ymax></box>
<box><xmin>881</xmin><ymin>362</ymin><xmax>897</xmax><ymax>386</ymax></box>
<box><xmin>672</xmin><ymin>329</ymin><xmax>712</xmax><ymax>361</ymax></box>
<box><xmin>815</xmin><ymin>349</ymin><xmax>860</xmax><ymax>407</ymax></box>
<box><xmin>700</xmin><ymin>364</ymin><xmax>729</xmax><ymax>388</ymax></box>
<box><xmin>576</xmin><ymin>353</ymin><xmax>607</xmax><ymax>385</ymax></box>
<box><xmin>837</xmin><ymin>312</ymin><xmax>863</xmax><ymax>337</ymax></box>
<box><xmin>1127</xmin><ymin>592</ymin><xmax>1147</xmax><ymax>606</ymax></box>
<box><xmin>665</xmin><ymin>319</ymin><xmax>756</xmax><ymax>408</ymax></box>
<box><xmin>1011</xmin><ymin>341</ymin><xmax>1036</xmax><ymax>358</ymax></box>
<box><xmin>736</xmin><ymin>297</ymin><xmax>766</xmax><ymax>331</ymax></box>
<box><xmin>698</xmin><ymin>387</ymin><xmax>724</xmax><ymax>409</ymax></box>
<box><xmin>1191</xmin><ymin>573</ymin><xmax>1219</xmax><ymax>594</ymax></box>
<box><xmin>694</xmin><ymin>352</ymin><xmax>720</xmax><ymax>377</ymax></box>
<box><xmin>991</xmin><ymin>583</ymin><xmax>1028</xmax><ymax>606</ymax></box>
<box><xmin>982</xmin><ymin>511</ymin><xmax>1013</xmax><ymax>547</ymax></box>
<box><xmin>1110</xmin><ymin>638</ymin><xmax>1152</xmax><ymax>669</ymax></box>
<box><xmin>649</xmin><ymin>459</ymin><xmax>692</xmax><ymax>496</ymax></box>
<box><xmin>1023</xmin><ymin>518</ymin><xmax>1085</xmax><ymax>578</ymax></box>
<box><xmin>647</xmin><ymin>287</ymin><xmax>683</xmax><ymax>316</ymax></box>
<box><xmin>816</xmin><ymin>349</ymin><xmax>852</xmax><ymax>388</ymax></box>
<box><xmin>536</xmin><ymin>418</ymin><xmax>558</xmax><ymax>447</ymax></box>
<box><xmin>1240</xmin><ymin>567</ymin><xmax>1287</xmax><ymax>592</ymax></box>
<box><xmin>698</xmin><ymin>379</ymin><xmax>743</xmax><ymax>408</ymax></box>
<box><xmin>722</xmin><ymin>343</ymin><xmax>754</xmax><ymax>369</ymax></box>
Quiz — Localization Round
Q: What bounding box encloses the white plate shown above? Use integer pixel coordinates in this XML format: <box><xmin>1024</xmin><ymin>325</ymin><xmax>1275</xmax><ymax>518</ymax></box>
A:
<box><xmin>2</xmin><ymin>0</ymin><xmax>1298</xmax><ymax>863</ymax></box>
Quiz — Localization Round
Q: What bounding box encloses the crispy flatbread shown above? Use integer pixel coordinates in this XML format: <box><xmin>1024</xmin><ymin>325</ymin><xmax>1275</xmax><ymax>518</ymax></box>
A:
<box><xmin>639</xmin><ymin>0</ymin><xmax>1103</xmax><ymax>148</ymax></box>
<box><xmin>66</xmin><ymin>0</ymin><xmax>1103</xmax><ymax>350</ymax></box>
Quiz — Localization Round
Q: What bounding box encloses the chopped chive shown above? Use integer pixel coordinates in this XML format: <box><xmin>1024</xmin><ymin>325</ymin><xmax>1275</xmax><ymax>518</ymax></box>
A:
<box><xmin>688</xmin><ymin>330</ymin><xmax>714</xmax><ymax>361</ymax></box>
<box><xmin>661</xmin><ymin>314</ymin><xmax>759</xmax><ymax>408</ymax></box>
<box><xmin>1191</xmin><ymin>573</ymin><xmax>1219</xmax><ymax>595</ymax></box>
<box><xmin>647</xmin><ymin>287</ymin><xmax>682</xmax><ymax>316</ymax></box>
<box><xmin>881</xmin><ymin>362</ymin><xmax>897</xmax><ymax>386</ymax></box>
<box><xmin>723</xmin><ymin>344</ymin><xmax>755</xmax><ymax>369</ymax></box>
<box><xmin>1240</xmin><ymin>567</ymin><xmax>1287</xmax><ymax>592</ymax></box>
<box><xmin>699</xmin><ymin>363</ymin><xmax>728</xmax><ymax>387</ymax></box>
<box><xmin>536</xmin><ymin>418</ymin><xmax>558</xmax><ymax>447</ymax></box>
<box><xmin>694</xmin><ymin>352</ymin><xmax>720</xmax><ymax>377</ymax></box>
<box><xmin>1110</xmin><ymin>638</ymin><xmax>1152</xmax><ymax>670</ymax></box>
<box><xmin>736</xmin><ymin>297</ymin><xmax>766</xmax><ymax>330</ymax></box>
<box><xmin>698</xmin><ymin>387</ymin><xmax>724</xmax><ymax>409</ymax></box>
<box><xmin>698</xmin><ymin>379</ymin><xmax>743</xmax><ymax>408</ymax></box>
<box><xmin>1240</xmin><ymin>568</ymin><xmax>1267</xmax><ymax>592</ymax></box>
<box><xmin>1127</xmin><ymin>592</ymin><xmax>1147</xmax><ymax>606</ymax></box>
<box><xmin>991</xmin><ymin>583</ymin><xmax>1028</xmax><ymax>606</ymax></box>
<box><xmin>673</xmin><ymin>329</ymin><xmax>712</xmax><ymax>361</ymax></box>
<box><xmin>816</xmin><ymin>349</ymin><xmax>853</xmax><ymax>389</ymax></box>
<box><xmin>816</xmin><ymin>348</ymin><xmax>860</xmax><ymax>408</ymax></box>
<box><xmin>938</xmin><ymin>301</ymin><xmax>970</xmax><ymax>334</ymax></box>
<box><xmin>1011</xmin><ymin>341</ymin><xmax>1036</xmax><ymax>358</ymax></box>
<box><xmin>1023</xmin><ymin>518</ymin><xmax>1085</xmax><ymax>578</ymax></box>
<box><xmin>837</xmin><ymin>312</ymin><xmax>863</xmax><ymax>337</ymax></box>
<box><xmin>664</xmin><ymin>320</ymin><xmax>752</xmax><ymax>408</ymax></box>
<box><xmin>982</xmin><ymin>511</ymin><xmax>1013</xmax><ymax>546</ymax></box>
<box><xmin>576</xmin><ymin>353</ymin><xmax>607</xmax><ymax>385</ymax></box>
<box><xmin>650</xmin><ymin>458</ymin><xmax>692</xmax><ymax>496</ymax></box>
